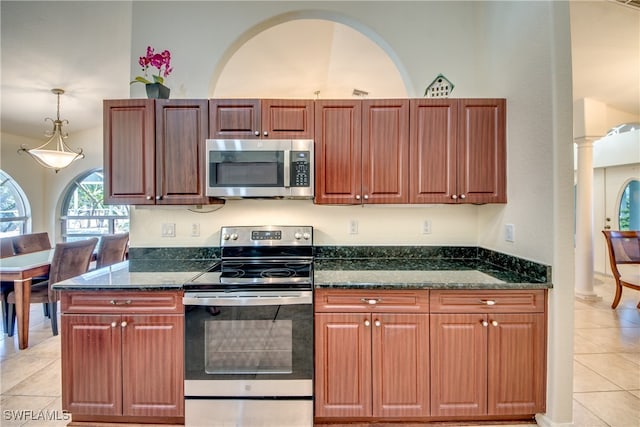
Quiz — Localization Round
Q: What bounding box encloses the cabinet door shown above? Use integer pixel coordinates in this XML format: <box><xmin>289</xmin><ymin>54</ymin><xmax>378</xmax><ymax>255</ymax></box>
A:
<box><xmin>409</xmin><ymin>99</ymin><xmax>458</xmax><ymax>203</ymax></box>
<box><xmin>457</xmin><ymin>99</ymin><xmax>506</xmax><ymax>203</ymax></box>
<box><xmin>372</xmin><ymin>313</ymin><xmax>429</xmax><ymax>417</ymax></box>
<box><xmin>261</xmin><ymin>99</ymin><xmax>314</xmax><ymax>139</ymax></box>
<box><xmin>362</xmin><ymin>99</ymin><xmax>409</xmax><ymax>204</ymax></box>
<box><xmin>209</xmin><ymin>99</ymin><xmax>260</xmax><ymax>139</ymax></box>
<box><xmin>103</xmin><ymin>99</ymin><xmax>155</xmax><ymax>205</ymax></box>
<box><xmin>314</xmin><ymin>313</ymin><xmax>371</xmax><ymax>418</ymax></box>
<box><xmin>155</xmin><ymin>100</ymin><xmax>216</xmax><ymax>205</ymax></box>
<box><xmin>430</xmin><ymin>313</ymin><xmax>487</xmax><ymax>417</ymax></box>
<box><xmin>487</xmin><ymin>313</ymin><xmax>545</xmax><ymax>415</ymax></box>
<box><xmin>61</xmin><ymin>314</ymin><xmax>123</xmax><ymax>416</ymax></box>
<box><xmin>122</xmin><ymin>314</ymin><xmax>184</xmax><ymax>417</ymax></box>
<box><xmin>314</xmin><ymin>100</ymin><xmax>362</xmax><ymax>204</ymax></box>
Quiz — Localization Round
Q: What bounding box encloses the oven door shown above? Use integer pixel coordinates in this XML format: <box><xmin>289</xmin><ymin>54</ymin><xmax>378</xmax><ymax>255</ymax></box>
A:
<box><xmin>183</xmin><ymin>290</ymin><xmax>313</xmax><ymax>398</ymax></box>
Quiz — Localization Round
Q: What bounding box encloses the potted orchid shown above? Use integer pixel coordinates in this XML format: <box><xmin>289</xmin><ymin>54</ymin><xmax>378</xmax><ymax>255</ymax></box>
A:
<box><xmin>130</xmin><ymin>46</ymin><xmax>173</xmax><ymax>99</ymax></box>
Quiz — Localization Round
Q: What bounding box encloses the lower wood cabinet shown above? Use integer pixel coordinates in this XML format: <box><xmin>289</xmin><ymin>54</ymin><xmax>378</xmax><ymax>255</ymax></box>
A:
<box><xmin>314</xmin><ymin>290</ymin><xmax>430</xmax><ymax>419</ymax></box>
<box><xmin>60</xmin><ymin>291</ymin><xmax>184</xmax><ymax>424</ymax></box>
<box><xmin>314</xmin><ymin>288</ymin><xmax>547</xmax><ymax>423</ymax></box>
<box><xmin>429</xmin><ymin>290</ymin><xmax>547</xmax><ymax>418</ymax></box>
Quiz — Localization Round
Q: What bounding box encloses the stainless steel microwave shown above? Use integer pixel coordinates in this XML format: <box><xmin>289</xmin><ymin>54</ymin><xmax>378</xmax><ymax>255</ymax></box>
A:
<box><xmin>206</xmin><ymin>139</ymin><xmax>314</xmax><ymax>199</ymax></box>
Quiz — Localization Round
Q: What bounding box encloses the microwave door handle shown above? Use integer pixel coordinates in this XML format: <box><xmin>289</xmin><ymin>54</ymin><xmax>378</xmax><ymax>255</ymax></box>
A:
<box><xmin>284</xmin><ymin>150</ymin><xmax>291</xmax><ymax>188</ymax></box>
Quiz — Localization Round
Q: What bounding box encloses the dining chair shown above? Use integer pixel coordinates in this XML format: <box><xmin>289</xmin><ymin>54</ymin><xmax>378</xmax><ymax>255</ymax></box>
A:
<box><xmin>6</xmin><ymin>237</ymin><xmax>99</xmax><ymax>337</ymax></box>
<box><xmin>601</xmin><ymin>230</ymin><xmax>640</xmax><ymax>309</ymax></box>
<box><xmin>11</xmin><ymin>232</ymin><xmax>52</xmax><ymax>254</ymax></box>
<box><xmin>0</xmin><ymin>237</ymin><xmax>16</xmax><ymax>333</ymax></box>
<box><xmin>96</xmin><ymin>232</ymin><xmax>129</xmax><ymax>269</ymax></box>
<box><xmin>11</xmin><ymin>232</ymin><xmax>53</xmax><ymax>317</ymax></box>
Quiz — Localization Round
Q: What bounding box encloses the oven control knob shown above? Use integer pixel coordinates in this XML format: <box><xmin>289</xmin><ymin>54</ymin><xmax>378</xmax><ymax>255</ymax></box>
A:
<box><xmin>303</xmin><ymin>232</ymin><xmax>311</xmax><ymax>240</ymax></box>
<box><xmin>222</xmin><ymin>233</ymin><xmax>230</xmax><ymax>241</ymax></box>
<box><xmin>294</xmin><ymin>232</ymin><xmax>302</xmax><ymax>240</ymax></box>
<box><xmin>230</xmin><ymin>233</ymin><xmax>238</xmax><ymax>240</ymax></box>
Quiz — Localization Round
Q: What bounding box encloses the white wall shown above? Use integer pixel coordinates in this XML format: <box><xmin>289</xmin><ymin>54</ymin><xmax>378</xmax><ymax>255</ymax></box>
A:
<box><xmin>127</xmin><ymin>1</ymin><xmax>568</xmax><ymax>267</ymax></box>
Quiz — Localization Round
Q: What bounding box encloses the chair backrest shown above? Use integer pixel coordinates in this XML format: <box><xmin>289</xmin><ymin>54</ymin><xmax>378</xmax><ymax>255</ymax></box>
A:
<box><xmin>96</xmin><ymin>233</ymin><xmax>129</xmax><ymax>268</ymax></box>
<box><xmin>0</xmin><ymin>237</ymin><xmax>15</xmax><ymax>258</ymax></box>
<box><xmin>12</xmin><ymin>232</ymin><xmax>52</xmax><ymax>255</ymax></box>
<box><xmin>602</xmin><ymin>230</ymin><xmax>640</xmax><ymax>278</ymax></box>
<box><xmin>49</xmin><ymin>238</ymin><xmax>99</xmax><ymax>285</ymax></box>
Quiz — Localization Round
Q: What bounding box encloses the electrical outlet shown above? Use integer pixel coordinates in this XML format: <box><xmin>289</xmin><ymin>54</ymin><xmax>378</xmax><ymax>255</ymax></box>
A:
<box><xmin>423</xmin><ymin>220</ymin><xmax>432</xmax><ymax>234</ymax></box>
<box><xmin>191</xmin><ymin>223</ymin><xmax>200</xmax><ymax>237</ymax></box>
<box><xmin>349</xmin><ymin>220</ymin><xmax>359</xmax><ymax>234</ymax></box>
<box><xmin>505</xmin><ymin>224</ymin><xmax>515</xmax><ymax>242</ymax></box>
<box><xmin>161</xmin><ymin>223</ymin><xmax>176</xmax><ymax>237</ymax></box>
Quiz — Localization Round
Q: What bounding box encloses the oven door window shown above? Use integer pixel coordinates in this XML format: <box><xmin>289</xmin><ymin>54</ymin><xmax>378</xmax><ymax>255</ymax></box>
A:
<box><xmin>185</xmin><ymin>303</ymin><xmax>312</xmax><ymax>381</ymax></box>
<box><xmin>209</xmin><ymin>151</ymin><xmax>284</xmax><ymax>187</ymax></box>
<box><xmin>205</xmin><ymin>319</ymin><xmax>292</xmax><ymax>374</ymax></box>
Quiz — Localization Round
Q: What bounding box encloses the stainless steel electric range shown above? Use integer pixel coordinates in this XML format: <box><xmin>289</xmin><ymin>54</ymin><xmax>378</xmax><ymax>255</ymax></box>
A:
<box><xmin>183</xmin><ymin>225</ymin><xmax>313</xmax><ymax>427</ymax></box>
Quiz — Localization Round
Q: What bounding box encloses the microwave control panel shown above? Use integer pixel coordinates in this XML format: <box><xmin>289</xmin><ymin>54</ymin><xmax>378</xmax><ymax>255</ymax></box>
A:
<box><xmin>291</xmin><ymin>151</ymin><xmax>311</xmax><ymax>187</ymax></box>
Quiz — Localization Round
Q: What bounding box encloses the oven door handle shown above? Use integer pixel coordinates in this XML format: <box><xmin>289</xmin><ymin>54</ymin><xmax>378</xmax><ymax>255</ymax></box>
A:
<box><xmin>183</xmin><ymin>292</ymin><xmax>312</xmax><ymax>306</ymax></box>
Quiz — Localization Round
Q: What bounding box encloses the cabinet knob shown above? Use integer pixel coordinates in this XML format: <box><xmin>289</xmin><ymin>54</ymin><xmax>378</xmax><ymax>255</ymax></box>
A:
<box><xmin>451</xmin><ymin>194</ymin><xmax>458</xmax><ymax>200</ymax></box>
<box><xmin>364</xmin><ymin>319</ymin><xmax>371</xmax><ymax>327</ymax></box>
<box><xmin>361</xmin><ymin>298</ymin><xmax>381</xmax><ymax>305</ymax></box>
<box><xmin>491</xmin><ymin>320</ymin><xmax>499</xmax><ymax>327</ymax></box>
<box><xmin>482</xmin><ymin>320</ymin><xmax>489</xmax><ymax>327</ymax></box>
<box><xmin>146</xmin><ymin>196</ymin><xmax>153</xmax><ymax>200</ymax></box>
<box><xmin>121</xmin><ymin>321</ymin><xmax>128</xmax><ymax>328</ymax></box>
<box><xmin>355</xmin><ymin>195</ymin><xmax>361</xmax><ymax>200</ymax></box>
<box><xmin>459</xmin><ymin>194</ymin><xmax>466</xmax><ymax>199</ymax></box>
<box><xmin>254</xmin><ymin>131</ymin><xmax>260</xmax><ymax>136</ymax></box>
<box><xmin>363</xmin><ymin>194</ymin><xmax>369</xmax><ymax>200</ymax></box>
<box><xmin>481</xmin><ymin>299</ymin><xmax>496</xmax><ymax>306</ymax></box>
<box><xmin>155</xmin><ymin>195</ymin><xmax>162</xmax><ymax>200</ymax></box>
<box><xmin>374</xmin><ymin>320</ymin><xmax>381</xmax><ymax>327</ymax></box>
<box><xmin>263</xmin><ymin>131</ymin><xmax>268</xmax><ymax>136</ymax></box>
<box><xmin>111</xmin><ymin>322</ymin><xmax>117</xmax><ymax>328</ymax></box>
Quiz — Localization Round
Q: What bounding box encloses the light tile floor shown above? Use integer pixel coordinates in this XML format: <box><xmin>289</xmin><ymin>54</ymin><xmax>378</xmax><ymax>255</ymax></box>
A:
<box><xmin>0</xmin><ymin>275</ymin><xmax>639</xmax><ymax>427</ymax></box>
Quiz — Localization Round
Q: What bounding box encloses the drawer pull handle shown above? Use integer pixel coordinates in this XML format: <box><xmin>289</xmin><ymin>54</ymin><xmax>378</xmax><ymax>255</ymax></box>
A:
<box><xmin>361</xmin><ymin>298</ymin><xmax>382</xmax><ymax>305</ymax></box>
<box><xmin>110</xmin><ymin>300</ymin><xmax>132</xmax><ymax>305</ymax></box>
<box><xmin>374</xmin><ymin>320</ymin><xmax>381</xmax><ymax>327</ymax></box>
<box><xmin>482</xmin><ymin>320</ymin><xmax>489</xmax><ymax>327</ymax></box>
<box><xmin>364</xmin><ymin>320</ymin><xmax>371</xmax><ymax>327</ymax></box>
<box><xmin>481</xmin><ymin>299</ymin><xmax>496</xmax><ymax>306</ymax></box>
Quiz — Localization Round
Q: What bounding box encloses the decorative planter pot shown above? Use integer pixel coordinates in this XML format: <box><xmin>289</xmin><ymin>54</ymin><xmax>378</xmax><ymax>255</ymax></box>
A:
<box><xmin>145</xmin><ymin>83</ymin><xmax>170</xmax><ymax>99</ymax></box>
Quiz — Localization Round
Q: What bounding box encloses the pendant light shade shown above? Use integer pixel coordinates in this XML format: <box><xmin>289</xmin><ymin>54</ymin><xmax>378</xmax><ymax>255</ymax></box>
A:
<box><xmin>18</xmin><ymin>88</ymin><xmax>84</xmax><ymax>172</ymax></box>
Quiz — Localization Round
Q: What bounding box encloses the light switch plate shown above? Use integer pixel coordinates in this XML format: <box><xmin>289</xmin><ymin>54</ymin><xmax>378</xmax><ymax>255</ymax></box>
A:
<box><xmin>162</xmin><ymin>223</ymin><xmax>176</xmax><ymax>237</ymax></box>
<box><xmin>505</xmin><ymin>224</ymin><xmax>515</xmax><ymax>242</ymax></box>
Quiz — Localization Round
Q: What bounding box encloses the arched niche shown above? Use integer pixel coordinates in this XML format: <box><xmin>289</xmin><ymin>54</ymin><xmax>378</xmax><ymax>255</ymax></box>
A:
<box><xmin>209</xmin><ymin>11</ymin><xmax>411</xmax><ymax>99</ymax></box>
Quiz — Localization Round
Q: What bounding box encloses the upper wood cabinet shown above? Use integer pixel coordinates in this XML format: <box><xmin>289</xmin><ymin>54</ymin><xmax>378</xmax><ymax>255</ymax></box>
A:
<box><xmin>209</xmin><ymin>99</ymin><xmax>314</xmax><ymax>139</ymax></box>
<box><xmin>315</xmin><ymin>99</ymin><xmax>409</xmax><ymax>204</ymax></box>
<box><xmin>410</xmin><ymin>99</ymin><xmax>506</xmax><ymax>204</ymax></box>
<box><xmin>104</xmin><ymin>99</ymin><xmax>219</xmax><ymax>205</ymax></box>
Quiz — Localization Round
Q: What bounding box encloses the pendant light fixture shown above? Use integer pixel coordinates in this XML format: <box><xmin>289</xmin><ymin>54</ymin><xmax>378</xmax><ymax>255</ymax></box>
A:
<box><xmin>18</xmin><ymin>88</ymin><xmax>84</xmax><ymax>172</ymax></box>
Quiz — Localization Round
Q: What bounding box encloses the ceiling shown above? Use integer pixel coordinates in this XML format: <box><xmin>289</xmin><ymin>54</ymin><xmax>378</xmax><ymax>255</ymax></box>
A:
<box><xmin>1</xmin><ymin>1</ymin><xmax>638</xmax><ymax>143</ymax></box>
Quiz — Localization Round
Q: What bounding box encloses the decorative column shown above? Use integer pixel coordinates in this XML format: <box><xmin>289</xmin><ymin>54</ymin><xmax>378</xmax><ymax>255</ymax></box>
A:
<box><xmin>574</xmin><ymin>136</ymin><xmax>601</xmax><ymax>301</ymax></box>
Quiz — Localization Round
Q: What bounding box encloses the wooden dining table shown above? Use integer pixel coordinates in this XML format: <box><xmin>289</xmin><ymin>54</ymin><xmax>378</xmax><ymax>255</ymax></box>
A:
<box><xmin>0</xmin><ymin>249</ymin><xmax>53</xmax><ymax>349</ymax></box>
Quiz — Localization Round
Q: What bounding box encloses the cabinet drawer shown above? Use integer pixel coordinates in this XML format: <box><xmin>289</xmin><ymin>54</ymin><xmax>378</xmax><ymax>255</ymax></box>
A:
<box><xmin>61</xmin><ymin>291</ymin><xmax>184</xmax><ymax>314</ymax></box>
<box><xmin>314</xmin><ymin>289</ymin><xmax>429</xmax><ymax>313</ymax></box>
<box><xmin>430</xmin><ymin>289</ymin><xmax>546</xmax><ymax>313</ymax></box>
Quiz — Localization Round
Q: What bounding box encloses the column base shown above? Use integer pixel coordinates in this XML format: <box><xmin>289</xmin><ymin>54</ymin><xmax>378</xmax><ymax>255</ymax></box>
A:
<box><xmin>575</xmin><ymin>291</ymin><xmax>602</xmax><ymax>302</ymax></box>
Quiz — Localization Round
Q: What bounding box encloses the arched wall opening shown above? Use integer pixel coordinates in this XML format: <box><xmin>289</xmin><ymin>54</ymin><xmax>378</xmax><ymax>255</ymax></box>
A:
<box><xmin>209</xmin><ymin>11</ymin><xmax>411</xmax><ymax>99</ymax></box>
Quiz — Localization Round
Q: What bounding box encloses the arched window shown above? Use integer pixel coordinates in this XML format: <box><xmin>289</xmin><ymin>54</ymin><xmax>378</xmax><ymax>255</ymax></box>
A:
<box><xmin>619</xmin><ymin>179</ymin><xmax>640</xmax><ymax>230</ymax></box>
<box><xmin>60</xmin><ymin>168</ymin><xmax>129</xmax><ymax>241</ymax></box>
<box><xmin>0</xmin><ymin>170</ymin><xmax>30</xmax><ymax>237</ymax></box>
